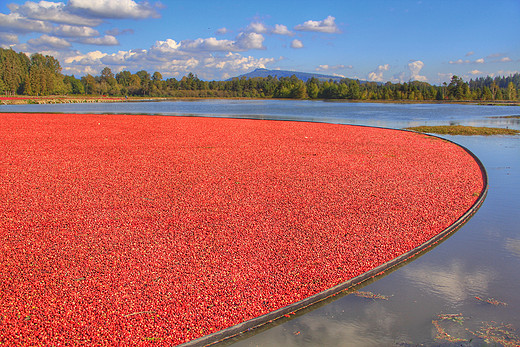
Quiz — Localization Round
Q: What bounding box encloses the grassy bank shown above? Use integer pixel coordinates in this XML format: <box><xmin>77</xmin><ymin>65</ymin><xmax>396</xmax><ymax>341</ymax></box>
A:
<box><xmin>405</xmin><ymin>125</ymin><xmax>520</xmax><ymax>136</ymax></box>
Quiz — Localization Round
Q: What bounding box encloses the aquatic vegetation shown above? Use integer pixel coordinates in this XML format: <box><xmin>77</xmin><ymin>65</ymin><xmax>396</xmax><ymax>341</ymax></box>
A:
<box><xmin>432</xmin><ymin>314</ymin><xmax>468</xmax><ymax>343</ymax></box>
<box><xmin>437</xmin><ymin>313</ymin><xmax>466</xmax><ymax>325</ymax></box>
<box><xmin>353</xmin><ymin>291</ymin><xmax>390</xmax><ymax>300</ymax></box>
<box><xmin>405</xmin><ymin>125</ymin><xmax>520</xmax><ymax>136</ymax></box>
<box><xmin>0</xmin><ymin>113</ymin><xmax>484</xmax><ymax>345</ymax></box>
<box><xmin>475</xmin><ymin>296</ymin><xmax>508</xmax><ymax>306</ymax></box>
<box><xmin>432</xmin><ymin>314</ymin><xmax>519</xmax><ymax>346</ymax></box>
<box><xmin>470</xmin><ymin>322</ymin><xmax>520</xmax><ymax>346</ymax></box>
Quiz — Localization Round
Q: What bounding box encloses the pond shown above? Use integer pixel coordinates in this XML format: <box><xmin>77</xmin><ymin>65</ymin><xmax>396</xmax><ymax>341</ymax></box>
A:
<box><xmin>2</xmin><ymin>100</ymin><xmax>519</xmax><ymax>345</ymax></box>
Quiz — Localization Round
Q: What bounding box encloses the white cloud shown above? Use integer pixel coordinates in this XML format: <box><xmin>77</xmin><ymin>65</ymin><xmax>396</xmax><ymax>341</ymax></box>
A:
<box><xmin>316</xmin><ymin>64</ymin><xmax>352</xmax><ymax>71</ymax></box>
<box><xmin>437</xmin><ymin>72</ymin><xmax>454</xmax><ymax>84</ymax></box>
<box><xmin>1</xmin><ymin>2</ymin><xmax>290</xmax><ymax>79</ymax></box>
<box><xmin>367</xmin><ymin>72</ymin><xmax>380</xmax><ymax>82</ymax></box>
<box><xmin>54</xmin><ymin>25</ymin><xmax>99</xmax><ymax>37</ymax></box>
<box><xmin>246</xmin><ymin>22</ymin><xmax>268</xmax><ymax>34</ymax></box>
<box><xmin>448</xmin><ymin>53</ymin><xmax>515</xmax><ymax>66</ymax></box>
<box><xmin>8</xmin><ymin>1</ymin><xmax>102</xmax><ymax>26</ymax></box>
<box><xmin>449</xmin><ymin>59</ymin><xmax>470</xmax><ymax>64</ymax></box>
<box><xmin>469</xmin><ymin>69</ymin><xmax>483</xmax><ymax>75</ymax></box>
<box><xmin>390</xmin><ymin>71</ymin><xmax>406</xmax><ymax>83</ymax></box>
<box><xmin>450</xmin><ymin>57</ymin><xmax>487</xmax><ymax>65</ymax></box>
<box><xmin>245</xmin><ymin>22</ymin><xmax>295</xmax><ymax>36</ymax></box>
<box><xmin>408</xmin><ymin>60</ymin><xmax>427</xmax><ymax>82</ymax></box>
<box><xmin>65</xmin><ymin>50</ymin><xmax>108</xmax><ymax>64</ymax></box>
<box><xmin>101</xmin><ymin>49</ymin><xmax>142</xmax><ymax>65</ymax></box>
<box><xmin>98</xmin><ymin>51</ymin><xmax>131</xmax><ymax>65</ymax></box>
<box><xmin>181</xmin><ymin>37</ymin><xmax>236</xmax><ymax>52</ymax></box>
<box><xmin>0</xmin><ymin>32</ymin><xmax>19</xmax><ymax>45</ymax></box>
<box><xmin>0</xmin><ymin>12</ymin><xmax>54</xmax><ymax>33</ymax></box>
<box><xmin>27</xmin><ymin>34</ymin><xmax>71</xmax><ymax>49</ymax></box>
<box><xmin>245</xmin><ymin>22</ymin><xmax>293</xmax><ymax>36</ymax></box>
<box><xmin>67</xmin><ymin>64</ymin><xmax>99</xmax><ymax>76</ymax></box>
<box><xmin>496</xmin><ymin>69</ymin><xmax>520</xmax><ymax>75</ymax></box>
<box><xmin>59</xmin><ymin>30</ymin><xmax>274</xmax><ymax>78</ymax></box>
<box><xmin>295</xmin><ymin>15</ymin><xmax>340</xmax><ymax>33</ymax></box>
<box><xmin>272</xmin><ymin>24</ymin><xmax>292</xmax><ymax>35</ymax></box>
<box><xmin>78</xmin><ymin>35</ymin><xmax>119</xmax><ymax>46</ymax></box>
<box><xmin>388</xmin><ymin>61</ymin><xmax>428</xmax><ymax>83</ymax></box>
<box><xmin>61</xmin><ymin>44</ymin><xmax>276</xmax><ymax>80</ymax></box>
<box><xmin>206</xmin><ymin>52</ymin><xmax>274</xmax><ymax>72</ymax></box>
<box><xmin>152</xmin><ymin>39</ymin><xmax>181</xmax><ymax>53</ymax></box>
<box><xmin>68</xmin><ymin>0</ymin><xmax>160</xmax><ymax>19</ymax></box>
<box><xmin>465</xmin><ymin>51</ymin><xmax>475</xmax><ymax>56</ymax></box>
<box><xmin>140</xmin><ymin>57</ymin><xmax>200</xmax><ymax>75</ymax></box>
<box><xmin>290</xmin><ymin>39</ymin><xmax>304</xmax><ymax>49</ymax></box>
<box><xmin>216</xmin><ymin>27</ymin><xmax>229</xmax><ymax>35</ymax></box>
<box><xmin>235</xmin><ymin>32</ymin><xmax>265</xmax><ymax>50</ymax></box>
<box><xmin>178</xmin><ymin>33</ymin><xmax>264</xmax><ymax>53</ymax></box>
<box><xmin>105</xmin><ymin>28</ymin><xmax>134</xmax><ymax>36</ymax></box>
<box><xmin>367</xmin><ymin>64</ymin><xmax>389</xmax><ymax>82</ymax></box>
<box><xmin>0</xmin><ymin>0</ymin><xmax>163</xmax><ymax>43</ymax></box>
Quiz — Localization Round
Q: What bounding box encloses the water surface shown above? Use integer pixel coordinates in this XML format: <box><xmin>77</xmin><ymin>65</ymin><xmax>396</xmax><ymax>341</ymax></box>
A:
<box><xmin>3</xmin><ymin>99</ymin><xmax>520</xmax><ymax>130</ymax></box>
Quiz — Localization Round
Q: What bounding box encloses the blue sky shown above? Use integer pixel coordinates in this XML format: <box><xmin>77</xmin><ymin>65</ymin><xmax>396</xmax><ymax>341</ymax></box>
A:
<box><xmin>1</xmin><ymin>0</ymin><xmax>518</xmax><ymax>84</ymax></box>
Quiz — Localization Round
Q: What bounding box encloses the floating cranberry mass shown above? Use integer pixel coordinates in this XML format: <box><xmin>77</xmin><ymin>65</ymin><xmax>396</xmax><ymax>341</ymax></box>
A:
<box><xmin>0</xmin><ymin>113</ymin><xmax>485</xmax><ymax>345</ymax></box>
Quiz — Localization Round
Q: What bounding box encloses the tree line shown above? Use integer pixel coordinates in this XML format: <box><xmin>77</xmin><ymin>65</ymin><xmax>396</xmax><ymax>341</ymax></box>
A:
<box><xmin>1</xmin><ymin>47</ymin><xmax>518</xmax><ymax>101</ymax></box>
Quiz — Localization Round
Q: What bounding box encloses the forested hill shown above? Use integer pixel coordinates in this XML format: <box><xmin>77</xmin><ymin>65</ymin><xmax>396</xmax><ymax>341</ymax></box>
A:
<box><xmin>229</xmin><ymin>68</ymin><xmax>351</xmax><ymax>83</ymax></box>
<box><xmin>0</xmin><ymin>47</ymin><xmax>519</xmax><ymax>101</ymax></box>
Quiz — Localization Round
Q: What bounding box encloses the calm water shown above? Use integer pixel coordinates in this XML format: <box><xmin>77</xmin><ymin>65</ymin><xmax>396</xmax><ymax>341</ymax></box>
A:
<box><xmin>3</xmin><ymin>99</ymin><xmax>520</xmax><ymax>130</ymax></box>
<box><xmin>2</xmin><ymin>100</ymin><xmax>519</xmax><ymax>346</ymax></box>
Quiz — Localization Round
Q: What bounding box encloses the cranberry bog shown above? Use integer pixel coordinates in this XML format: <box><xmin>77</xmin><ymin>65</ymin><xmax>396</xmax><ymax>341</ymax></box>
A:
<box><xmin>0</xmin><ymin>113</ymin><xmax>486</xmax><ymax>345</ymax></box>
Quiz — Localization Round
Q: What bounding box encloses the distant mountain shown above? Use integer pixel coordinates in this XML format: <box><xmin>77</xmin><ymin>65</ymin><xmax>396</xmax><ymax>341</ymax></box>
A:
<box><xmin>228</xmin><ymin>68</ymin><xmax>353</xmax><ymax>82</ymax></box>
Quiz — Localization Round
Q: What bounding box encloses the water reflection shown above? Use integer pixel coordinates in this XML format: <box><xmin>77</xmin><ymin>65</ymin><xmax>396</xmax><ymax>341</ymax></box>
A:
<box><xmin>227</xmin><ymin>301</ymin><xmax>402</xmax><ymax>347</ymax></box>
<box><xmin>402</xmin><ymin>261</ymin><xmax>494</xmax><ymax>303</ymax></box>
<box><xmin>289</xmin><ymin>305</ymin><xmax>399</xmax><ymax>346</ymax></box>
<box><xmin>505</xmin><ymin>238</ymin><xmax>520</xmax><ymax>258</ymax></box>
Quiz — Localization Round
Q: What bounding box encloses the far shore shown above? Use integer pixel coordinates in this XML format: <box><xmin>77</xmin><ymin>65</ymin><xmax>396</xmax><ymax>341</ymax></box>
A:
<box><xmin>1</xmin><ymin>95</ymin><xmax>519</xmax><ymax>106</ymax></box>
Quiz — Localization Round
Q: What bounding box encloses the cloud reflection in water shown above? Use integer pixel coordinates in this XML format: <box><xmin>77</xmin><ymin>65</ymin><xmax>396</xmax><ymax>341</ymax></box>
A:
<box><xmin>235</xmin><ymin>303</ymin><xmax>401</xmax><ymax>347</ymax></box>
<box><xmin>402</xmin><ymin>261</ymin><xmax>494</xmax><ymax>303</ymax></box>
<box><xmin>505</xmin><ymin>238</ymin><xmax>520</xmax><ymax>258</ymax></box>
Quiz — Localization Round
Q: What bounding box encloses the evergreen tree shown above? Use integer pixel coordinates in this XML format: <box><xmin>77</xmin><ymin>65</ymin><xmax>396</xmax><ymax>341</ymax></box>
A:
<box><xmin>348</xmin><ymin>80</ymin><xmax>360</xmax><ymax>99</ymax></box>
<box><xmin>507</xmin><ymin>82</ymin><xmax>517</xmax><ymax>100</ymax></box>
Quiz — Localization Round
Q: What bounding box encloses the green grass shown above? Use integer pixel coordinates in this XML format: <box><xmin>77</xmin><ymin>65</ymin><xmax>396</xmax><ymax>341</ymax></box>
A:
<box><xmin>405</xmin><ymin>125</ymin><xmax>520</xmax><ymax>136</ymax></box>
